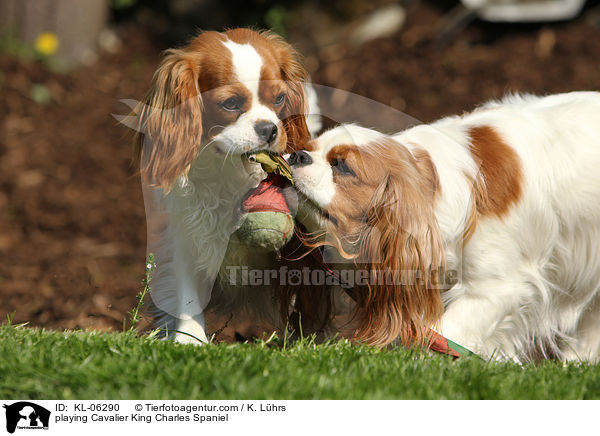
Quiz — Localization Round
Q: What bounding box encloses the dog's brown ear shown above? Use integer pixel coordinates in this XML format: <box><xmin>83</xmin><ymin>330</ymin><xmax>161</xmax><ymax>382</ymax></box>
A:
<box><xmin>134</xmin><ymin>49</ymin><xmax>203</xmax><ymax>192</ymax></box>
<box><xmin>261</xmin><ymin>31</ymin><xmax>310</xmax><ymax>152</ymax></box>
<box><xmin>353</xmin><ymin>147</ymin><xmax>445</xmax><ymax>347</ymax></box>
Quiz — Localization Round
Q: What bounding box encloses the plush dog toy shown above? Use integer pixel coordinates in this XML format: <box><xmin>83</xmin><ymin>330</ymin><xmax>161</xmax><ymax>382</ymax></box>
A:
<box><xmin>233</xmin><ymin>152</ymin><xmax>295</xmax><ymax>252</ymax></box>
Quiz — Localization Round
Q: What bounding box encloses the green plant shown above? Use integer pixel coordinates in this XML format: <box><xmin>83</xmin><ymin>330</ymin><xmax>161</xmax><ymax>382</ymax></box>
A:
<box><xmin>0</xmin><ymin>31</ymin><xmax>36</xmax><ymax>60</ymax></box>
<box><xmin>128</xmin><ymin>253</ymin><xmax>155</xmax><ymax>330</ymax></box>
<box><xmin>265</xmin><ymin>5</ymin><xmax>288</xmax><ymax>37</ymax></box>
<box><xmin>110</xmin><ymin>0</ymin><xmax>139</xmax><ymax>10</ymax></box>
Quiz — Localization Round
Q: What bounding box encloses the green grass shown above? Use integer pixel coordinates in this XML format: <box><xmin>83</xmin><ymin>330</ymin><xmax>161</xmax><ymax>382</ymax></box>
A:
<box><xmin>1</xmin><ymin>324</ymin><xmax>600</xmax><ymax>399</ymax></box>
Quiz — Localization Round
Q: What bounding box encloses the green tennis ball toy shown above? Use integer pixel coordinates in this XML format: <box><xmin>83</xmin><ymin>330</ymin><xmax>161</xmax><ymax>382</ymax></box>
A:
<box><xmin>234</xmin><ymin>210</ymin><xmax>294</xmax><ymax>251</ymax></box>
<box><xmin>233</xmin><ymin>152</ymin><xmax>296</xmax><ymax>252</ymax></box>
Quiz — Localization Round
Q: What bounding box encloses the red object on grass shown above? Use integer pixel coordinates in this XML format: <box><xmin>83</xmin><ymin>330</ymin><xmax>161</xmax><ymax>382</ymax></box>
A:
<box><xmin>428</xmin><ymin>330</ymin><xmax>462</xmax><ymax>358</ymax></box>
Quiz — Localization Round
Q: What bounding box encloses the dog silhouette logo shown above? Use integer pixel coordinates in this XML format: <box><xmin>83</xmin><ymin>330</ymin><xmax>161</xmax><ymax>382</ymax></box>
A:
<box><xmin>2</xmin><ymin>402</ymin><xmax>50</xmax><ymax>433</ymax></box>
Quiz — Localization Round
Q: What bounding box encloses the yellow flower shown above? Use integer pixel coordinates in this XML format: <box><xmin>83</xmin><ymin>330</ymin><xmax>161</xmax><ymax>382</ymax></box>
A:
<box><xmin>35</xmin><ymin>32</ymin><xmax>59</xmax><ymax>56</ymax></box>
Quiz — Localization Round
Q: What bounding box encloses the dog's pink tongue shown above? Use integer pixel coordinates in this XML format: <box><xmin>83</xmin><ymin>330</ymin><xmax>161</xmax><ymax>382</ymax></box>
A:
<box><xmin>241</xmin><ymin>173</ymin><xmax>291</xmax><ymax>214</ymax></box>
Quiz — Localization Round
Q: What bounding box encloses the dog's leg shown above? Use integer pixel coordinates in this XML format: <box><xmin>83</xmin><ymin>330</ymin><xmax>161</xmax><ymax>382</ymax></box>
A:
<box><xmin>174</xmin><ymin>314</ymin><xmax>208</xmax><ymax>345</ymax></box>
<box><xmin>440</xmin><ymin>279</ymin><xmax>535</xmax><ymax>361</ymax></box>
<box><xmin>563</xmin><ymin>294</ymin><xmax>600</xmax><ymax>362</ymax></box>
<box><xmin>171</xmin><ymin>238</ymin><xmax>211</xmax><ymax>345</ymax></box>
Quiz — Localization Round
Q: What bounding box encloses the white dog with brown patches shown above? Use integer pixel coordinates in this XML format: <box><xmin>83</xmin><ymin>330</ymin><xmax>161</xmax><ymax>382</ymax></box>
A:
<box><xmin>134</xmin><ymin>29</ymin><xmax>319</xmax><ymax>344</ymax></box>
<box><xmin>288</xmin><ymin>91</ymin><xmax>600</xmax><ymax>362</ymax></box>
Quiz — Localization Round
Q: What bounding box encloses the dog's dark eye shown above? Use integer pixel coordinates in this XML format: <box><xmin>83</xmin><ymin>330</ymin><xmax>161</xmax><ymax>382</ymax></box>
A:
<box><xmin>221</xmin><ymin>97</ymin><xmax>243</xmax><ymax>111</ymax></box>
<box><xmin>274</xmin><ymin>93</ymin><xmax>286</xmax><ymax>106</ymax></box>
<box><xmin>331</xmin><ymin>158</ymin><xmax>355</xmax><ymax>176</ymax></box>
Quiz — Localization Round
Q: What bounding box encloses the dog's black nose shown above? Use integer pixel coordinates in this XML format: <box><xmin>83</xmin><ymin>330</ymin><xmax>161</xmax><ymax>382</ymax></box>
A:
<box><xmin>255</xmin><ymin>121</ymin><xmax>278</xmax><ymax>143</ymax></box>
<box><xmin>287</xmin><ymin>150</ymin><xmax>312</xmax><ymax>167</ymax></box>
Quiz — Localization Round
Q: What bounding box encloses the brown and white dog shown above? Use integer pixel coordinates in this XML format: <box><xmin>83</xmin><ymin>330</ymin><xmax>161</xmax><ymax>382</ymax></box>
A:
<box><xmin>133</xmin><ymin>29</ymin><xmax>320</xmax><ymax>343</ymax></box>
<box><xmin>287</xmin><ymin>92</ymin><xmax>600</xmax><ymax>362</ymax></box>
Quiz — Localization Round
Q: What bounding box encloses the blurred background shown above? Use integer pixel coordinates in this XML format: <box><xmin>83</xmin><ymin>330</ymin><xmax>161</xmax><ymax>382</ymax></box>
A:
<box><xmin>1</xmin><ymin>0</ymin><xmax>599</xmax><ymax>333</ymax></box>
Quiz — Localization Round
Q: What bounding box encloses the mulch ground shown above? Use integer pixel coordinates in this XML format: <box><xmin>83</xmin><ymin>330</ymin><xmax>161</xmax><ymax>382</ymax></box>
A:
<box><xmin>1</xmin><ymin>1</ymin><xmax>599</xmax><ymax>334</ymax></box>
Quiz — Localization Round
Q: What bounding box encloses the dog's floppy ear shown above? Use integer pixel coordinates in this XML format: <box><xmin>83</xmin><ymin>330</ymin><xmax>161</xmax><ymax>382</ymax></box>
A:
<box><xmin>353</xmin><ymin>146</ymin><xmax>444</xmax><ymax>347</ymax></box>
<box><xmin>261</xmin><ymin>31</ymin><xmax>310</xmax><ymax>152</ymax></box>
<box><xmin>134</xmin><ymin>49</ymin><xmax>203</xmax><ymax>192</ymax></box>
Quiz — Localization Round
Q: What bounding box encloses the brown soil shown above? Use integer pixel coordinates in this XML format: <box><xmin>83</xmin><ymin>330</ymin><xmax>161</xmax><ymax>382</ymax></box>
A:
<box><xmin>1</xmin><ymin>2</ymin><xmax>599</xmax><ymax>334</ymax></box>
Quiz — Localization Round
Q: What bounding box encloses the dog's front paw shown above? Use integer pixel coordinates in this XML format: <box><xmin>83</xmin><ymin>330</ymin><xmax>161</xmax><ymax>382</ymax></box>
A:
<box><xmin>172</xmin><ymin>316</ymin><xmax>208</xmax><ymax>345</ymax></box>
<box><xmin>174</xmin><ymin>332</ymin><xmax>206</xmax><ymax>345</ymax></box>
